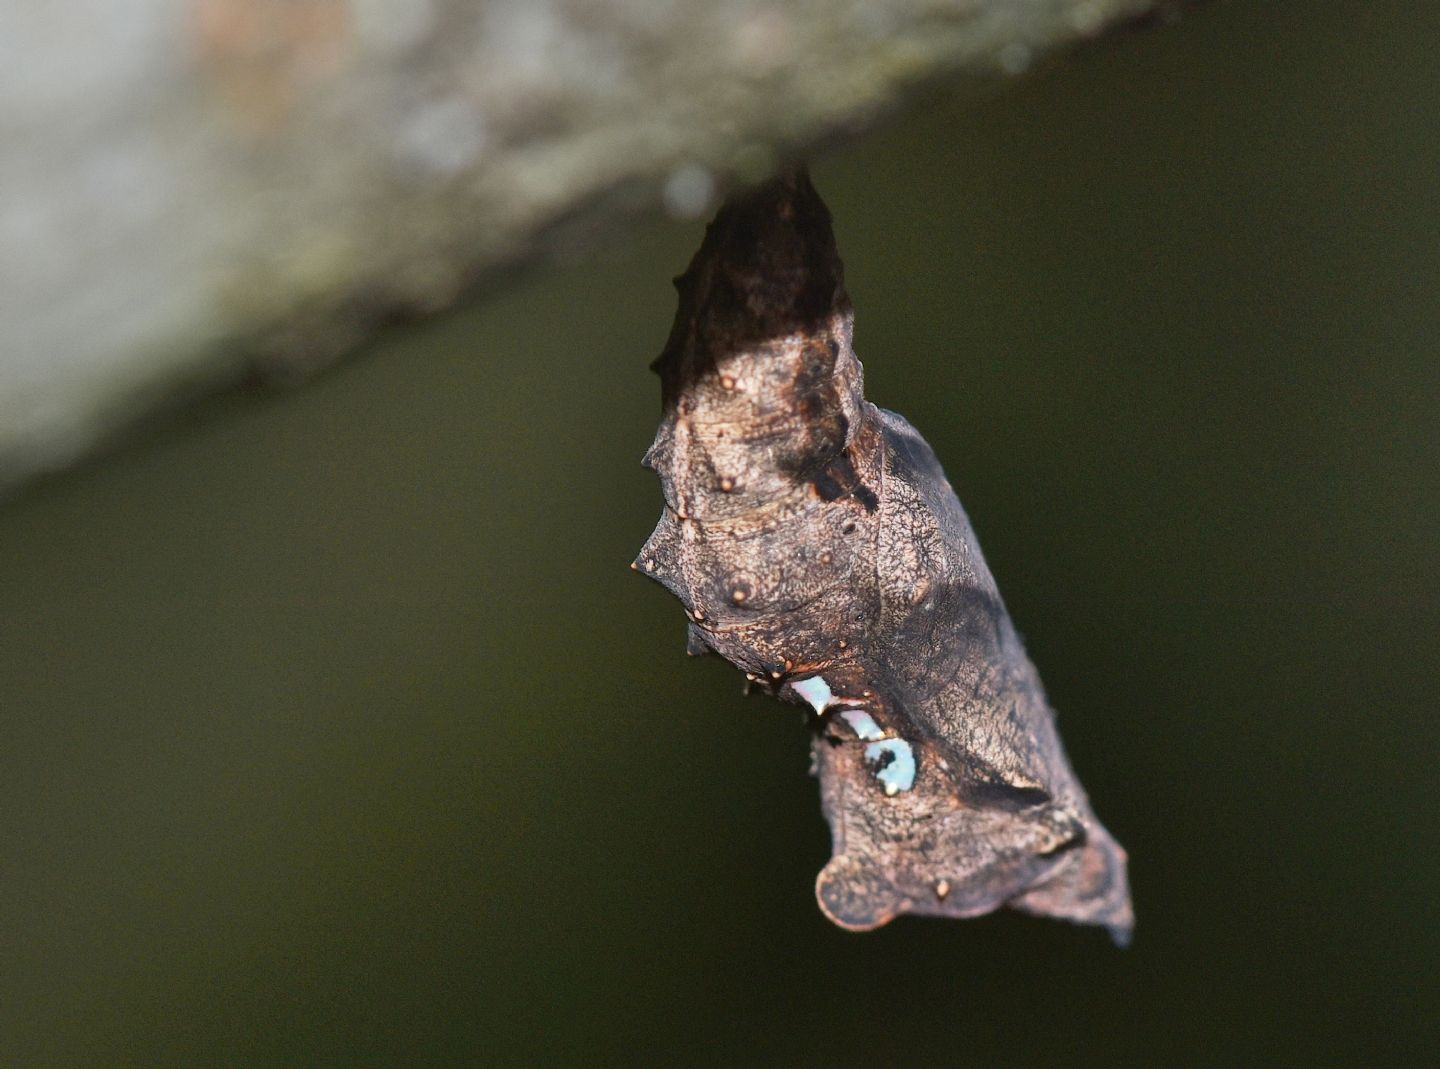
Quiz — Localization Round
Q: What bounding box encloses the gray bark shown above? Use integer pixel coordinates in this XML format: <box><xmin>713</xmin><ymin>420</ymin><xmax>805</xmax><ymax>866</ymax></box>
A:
<box><xmin>0</xmin><ymin>0</ymin><xmax>1157</xmax><ymax>494</ymax></box>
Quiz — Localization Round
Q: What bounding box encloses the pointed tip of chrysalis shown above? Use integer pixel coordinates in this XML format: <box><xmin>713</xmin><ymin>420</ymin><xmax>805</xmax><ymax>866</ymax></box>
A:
<box><xmin>1008</xmin><ymin>822</ymin><xmax>1134</xmax><ymax>943</ymax></box>
<box><xmin>648</xmin><ymin>165</ymin><xmax>864</xmax><ymax>498</ymax></box>
<box><xmin>653</xmin><ymin>165</ymin><xmax>849</xmax><ymax>401</ymax></box>
<box><xmin>688</xmin><ymin>165</ymin><xmax>845</xmax><ymax>333</ymax></box>
<box><xmin>1108</xmin><ymin>920</ymin><xmax>1134</xmax><ymax>949</ymax></box>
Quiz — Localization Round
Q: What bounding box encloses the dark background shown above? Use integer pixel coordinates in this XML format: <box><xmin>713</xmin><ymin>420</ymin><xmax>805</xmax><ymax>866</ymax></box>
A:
<box><xmin>2</xmin><ymin>3</ymin><xmax>1436</xmax><ymax>1064</ymax></box>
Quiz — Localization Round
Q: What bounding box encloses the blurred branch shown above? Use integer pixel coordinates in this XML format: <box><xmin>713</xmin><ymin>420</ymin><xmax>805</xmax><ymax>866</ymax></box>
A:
<box><xmin>0</xmin><ymin>0</ymin><xmax>1160</xmax><ymax>494</ymax></box>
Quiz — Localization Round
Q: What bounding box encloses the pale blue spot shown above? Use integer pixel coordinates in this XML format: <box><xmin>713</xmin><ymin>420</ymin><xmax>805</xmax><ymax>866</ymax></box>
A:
<box><xmin>864</xmin><ymin>738</ymin><xmax>916</xmax><ymax>795</ymax></box>
<box><xmin>791</xmin><ymin>675</ymin><xmax>834</xmax><ymax>714</ymax></box>
<box><xmin>838</xmin><ymin>708</ymin><xmax>884</xmax><ymax>742</ymax></box>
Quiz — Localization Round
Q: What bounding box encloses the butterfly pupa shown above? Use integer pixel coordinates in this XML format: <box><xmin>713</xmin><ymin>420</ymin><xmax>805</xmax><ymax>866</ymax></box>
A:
<box><xmin>635</xmin><ymin>171</ymin><xmax>1132</xmax><ymax>943</ymax></box>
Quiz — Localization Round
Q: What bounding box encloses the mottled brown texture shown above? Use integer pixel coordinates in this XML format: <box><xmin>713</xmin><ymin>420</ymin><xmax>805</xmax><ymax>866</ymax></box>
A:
<box><xmin>636</xmin><ymin>172</ymin><xmax>1132</xmax><ymax>942</ymax></box>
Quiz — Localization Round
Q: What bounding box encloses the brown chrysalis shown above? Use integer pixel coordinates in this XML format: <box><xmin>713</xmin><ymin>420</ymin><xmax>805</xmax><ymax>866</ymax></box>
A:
<box><xmin>635</xmin><ymin>171</ymin><xmax>1133</xmax><ymax>943</ymax></box>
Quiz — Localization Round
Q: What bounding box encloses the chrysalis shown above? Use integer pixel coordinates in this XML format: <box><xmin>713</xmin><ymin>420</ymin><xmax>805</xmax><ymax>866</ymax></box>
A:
<box><xmin>635</xmin><ymin>171</ymin><xmax>1132</xmax><ymax>943</ymax></box>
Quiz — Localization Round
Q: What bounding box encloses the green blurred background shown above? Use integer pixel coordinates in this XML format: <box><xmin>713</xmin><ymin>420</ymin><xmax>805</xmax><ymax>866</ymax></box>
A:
<box><xmin>3</xmin><ymin>3</ymin><xmax>1437</xmax><ymax>1065</ymax></box>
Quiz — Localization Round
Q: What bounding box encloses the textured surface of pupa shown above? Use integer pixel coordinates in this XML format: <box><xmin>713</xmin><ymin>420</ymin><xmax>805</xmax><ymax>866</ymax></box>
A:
<box><xmin>635</xmin><ymin>171</ymin><xmax>1133</xmax><ymax>943</ymax></box>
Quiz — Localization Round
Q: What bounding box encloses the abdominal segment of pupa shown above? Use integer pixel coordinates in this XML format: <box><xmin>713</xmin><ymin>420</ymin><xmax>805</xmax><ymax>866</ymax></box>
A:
<box><xmin>634</xmin><ymin>170</ymin><xmax>1132</xmax><ymax>944</ymax></box>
